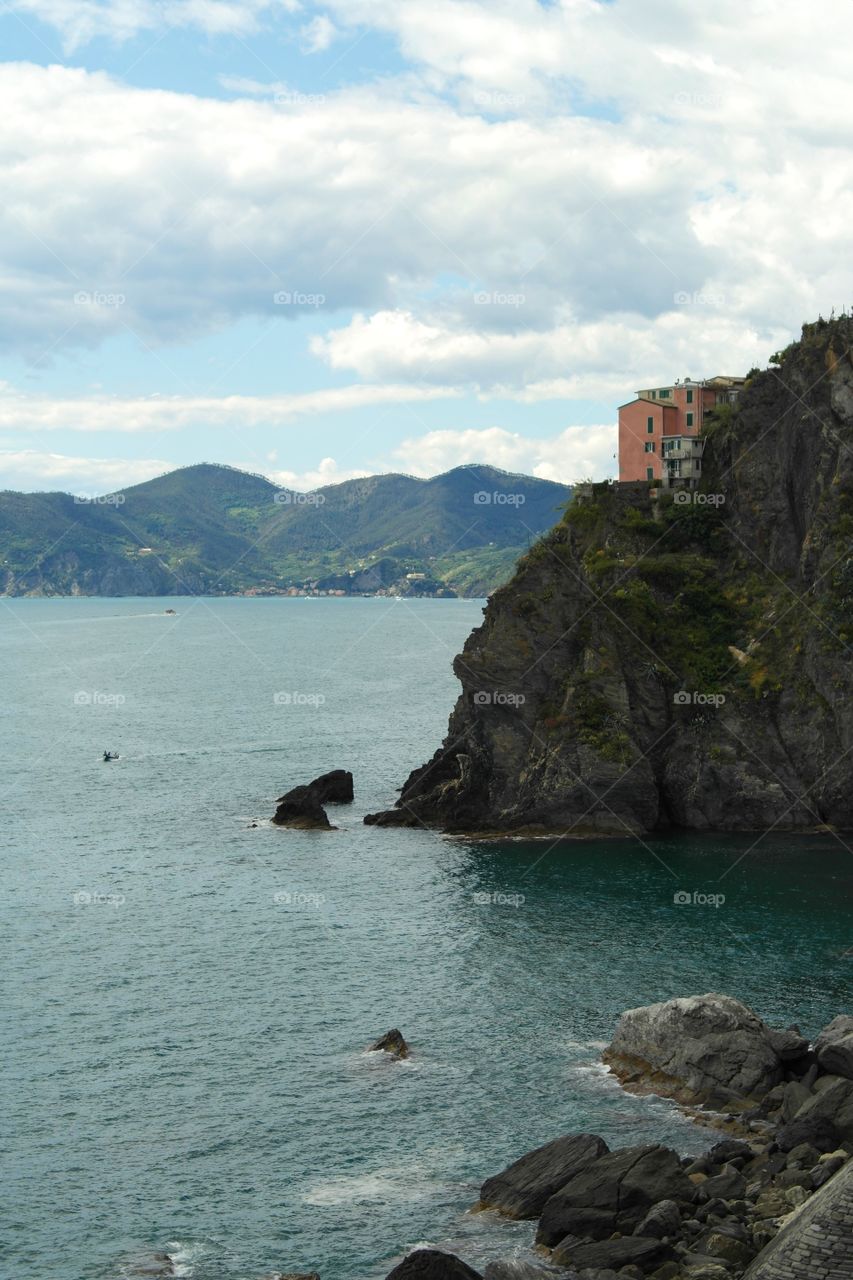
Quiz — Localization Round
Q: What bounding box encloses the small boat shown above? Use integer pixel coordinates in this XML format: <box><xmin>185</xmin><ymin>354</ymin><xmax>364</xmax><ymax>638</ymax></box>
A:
<box><xmin>102</xmin><ymin>751</ymin><xmax>119</xmax><ymax>762</ymax></box>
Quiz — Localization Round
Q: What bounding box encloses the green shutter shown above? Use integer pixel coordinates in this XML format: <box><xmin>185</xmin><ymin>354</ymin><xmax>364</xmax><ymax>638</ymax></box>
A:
<box><xmin>686</xmin><ymin>388</ymin><xmax>693</xmax><ymax>404</ymax></box>
<box><xmin>647</xmin><ymin>417</ymin><xmax>654</xmax><ymax>433</ymax></box>
<box><xmin>686</xmin><ymin>412</ymin><xmax>694</xmax><ymax>427</ymax></box>
<box><xmin>646</xmin><ymin>466</ymin><xmax>654</xmax><ymax>480</ymax></box>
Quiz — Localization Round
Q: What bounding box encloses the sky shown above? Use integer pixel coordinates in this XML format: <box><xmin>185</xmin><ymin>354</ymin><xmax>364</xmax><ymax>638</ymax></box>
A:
<box><xmin>1</xmin><ymin>0</ymin><xmax>852</xmax><ymax>496</ymax></box>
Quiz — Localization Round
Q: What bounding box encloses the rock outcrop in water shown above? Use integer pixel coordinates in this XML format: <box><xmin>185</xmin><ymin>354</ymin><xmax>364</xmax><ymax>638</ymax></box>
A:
<box><xmin>369</xmin><ymin>1028</ymin><xmax>410</xmax><ymax>1059</ymax></box>
<box><xmin>602</xmin><ymin>993</ymin><xmax>798</xmax><ymax>1107</ymax></box>
<box><xmin>434</xmin><ymin>995</ymin><xmax>853</xmax><ymax>1279</ymax></box>
<box><xmin>272</xmin><ymin>770</ymin><xmax>353</xmax><ymax>828</ymax></box>
<box><xmin>365</xmin><ymin>319</ymin><xmax>853</xmax><ymax>835</ymax></box>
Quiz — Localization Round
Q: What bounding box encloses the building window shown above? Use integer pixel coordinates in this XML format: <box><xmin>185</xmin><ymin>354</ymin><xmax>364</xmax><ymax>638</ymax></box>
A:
<box><xmin>659</xmin><ymin>388</ymin><xmax>671</xmax><ymax>398</ymax></box>
<box><xmin>647</xmin><ymin>417</ymin><xmax>654</xmax><ymax>433</ymax></box>
<box><xmin>686</xmin><ymin>412</ymin><xmax>694</xmax><ymax>427</ymax></box>
<box><xmin>646</xmin><ymin>466</ymin><xmax>654</xmax><ymax>481</ymax></box>
<box><xmin>644</xmin><ymin>441</ymin><xmax>655</xmax><ymax>452</ymax></box>
<box><xmin>686</xmin><ymin>388</ymin><xmax>693</xmax><ymax>404</ymax></box>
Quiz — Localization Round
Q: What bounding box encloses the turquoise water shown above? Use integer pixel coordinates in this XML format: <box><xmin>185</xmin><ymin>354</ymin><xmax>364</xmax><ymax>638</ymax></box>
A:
<box><xmin>2</xmin><ymin>597</ymin><xmax>851</xmax><ymax>1280</ymax></box>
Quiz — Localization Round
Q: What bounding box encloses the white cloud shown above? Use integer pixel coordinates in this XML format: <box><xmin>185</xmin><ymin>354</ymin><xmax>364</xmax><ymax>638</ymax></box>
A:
<box><xmin>300</xmin><ymin>13</ymin><xmax>337</xmax><ymax>51</ymax></box>
<box><xmin>391</xmin><ymin>425</ymin><xmax>616</xmax><ymax>485</ymax></box>
<box><xmin>8</xmin><ymin>0</ymin><xmax>302</xmax><ymax>49</ymax></box>
<box><xmin>0</xmin><ymin>448</ymin><xmax>172</xmax><ymax>492</ymax></box>
<box><xmin>0</xmin><ymin>381</ymin><xmax>461</xmax><ymax>433</ymax></box>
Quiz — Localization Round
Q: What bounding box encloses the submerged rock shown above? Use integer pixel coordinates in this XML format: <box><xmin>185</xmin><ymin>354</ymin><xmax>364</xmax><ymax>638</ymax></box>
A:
<box><xmin>478</xmin><ymin>1132</ymin><xmax>608</xmax><ymax>1218</ymax></box>
<box><xmin>370</xmin><ymin>1028</ymin><xmax>409</xmax><ymax>1059</ymax></box>
<box><xmin>384</xmin><ymin>1249</ymin><xmax>482</xmax><ymax>1279</ymax></box>
<box><xmin>602</xmin><ymin>993</ymin><xmax>785</xmax><ymax>1105</ymax></box>
<box><xmin>123</xmin><ymin>1254</ymin><xmax>175</xmax><ymax>1277</ymax></box>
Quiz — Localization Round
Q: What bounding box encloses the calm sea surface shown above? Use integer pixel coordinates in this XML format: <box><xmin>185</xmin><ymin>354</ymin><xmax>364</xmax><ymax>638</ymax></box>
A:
<box><xmin>2</xmin><ymin>597</ymin><xmax>851</xmax><ymax>1280</ymax></box>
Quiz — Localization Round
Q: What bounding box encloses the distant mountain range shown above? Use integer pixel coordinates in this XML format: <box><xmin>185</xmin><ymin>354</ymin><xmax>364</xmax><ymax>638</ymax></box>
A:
<box><xmin>0</xmin><ymin>463</ymin><xmax>573</xmax><ymax>597</ymax></box>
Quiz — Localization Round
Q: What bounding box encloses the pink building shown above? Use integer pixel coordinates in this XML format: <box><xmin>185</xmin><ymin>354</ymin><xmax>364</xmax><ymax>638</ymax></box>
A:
<box><xmin>618</xmin><ymin>376</ymin><xmax>746</xmax><ymax>486</ymax></box>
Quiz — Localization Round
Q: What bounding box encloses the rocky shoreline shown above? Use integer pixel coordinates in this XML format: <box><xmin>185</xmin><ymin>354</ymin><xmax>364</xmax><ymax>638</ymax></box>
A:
<box><xmin>120</xmin><ymin>994</ymin><xmax>853</xmax><ymax>1280</ymax></box>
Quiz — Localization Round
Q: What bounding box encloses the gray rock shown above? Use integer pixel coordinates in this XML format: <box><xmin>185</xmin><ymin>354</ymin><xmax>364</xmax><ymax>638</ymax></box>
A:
<box><xmin>483</xmin><ymin>1265</ymin><xmax>568</xmax><ymax>1279</ymax></box>
<box><xmin>780</xmin><ymin>1081</ymin><xmax>812</xmax><ymax>1123</ymax></box>
<box><xmin>602</xmin><ymin>994</ymin><xmax>784</xmax><ymax>1103</ymax></box>
<box><xmin>777</xmin><ymin>1113</ymin><xmax>841</xmax><ymax>1153</ymax></box>
<box><xmin>551</xmin><ymin>1237</ymin><xmax>667</xmax><ymax>1270</ymax></box>
<box><xmin>536</xmin><ymin>1145</ymin><xmax>694</xmax><ymax>1246</ymax></box>
<box><xmin>814</xmin><ymin>1015</ymin><xmax>853</xmax><ymax>1079</ymax></box>
<box><xmin>765</xmin><ymin>1026</ymin><xmax>810</xmax><ymax>1062</ymax></box>
<box><xmin>384</xmin><ymin>1250</ymin><xmax>483</xmax><ymax>1279</ymax></box>
<box><xmin>370</xmin><ymin>1028</ymin><xmax>410</xmax><ymax>1059</ymax></box>
<box><xmin>478</xmin><ymin>1133</ymin><xmax>608</xmax><ymax>1218</ymax></box>
<box><xmin>697</xmin><ymin>1165</ymin><xmax>747</xmax><ymax>1201</ymax></box>
<box><xmin>633</xmin><ymin>1198</ymin><xmax>681</xmax><ymax>1239</ymax></box>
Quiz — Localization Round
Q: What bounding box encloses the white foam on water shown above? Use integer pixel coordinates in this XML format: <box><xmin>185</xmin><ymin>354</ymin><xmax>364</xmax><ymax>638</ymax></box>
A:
<box><xmin>301</xmin><ymin>1166</ymin><xmax>439</xmax><ymax>1207</ymax></box>
<box><xmin>164</xmin><ymin>1240</ymin><xmax>213</xmax><ymax>1277</ymax></box>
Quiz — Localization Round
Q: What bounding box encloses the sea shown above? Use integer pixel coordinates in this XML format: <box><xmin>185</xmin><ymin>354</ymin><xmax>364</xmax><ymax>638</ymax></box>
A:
<box><xmin>2</xmin><ymin>597</ymin><xmax>851</xmax><ymax>1280</ymax></box>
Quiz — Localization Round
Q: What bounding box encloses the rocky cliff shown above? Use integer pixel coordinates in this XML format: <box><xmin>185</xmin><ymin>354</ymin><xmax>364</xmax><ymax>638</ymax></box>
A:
<box><xmin>366</xmin><ymin>318</ymin><xmax>853</xmax><ymax>834</ymax></box>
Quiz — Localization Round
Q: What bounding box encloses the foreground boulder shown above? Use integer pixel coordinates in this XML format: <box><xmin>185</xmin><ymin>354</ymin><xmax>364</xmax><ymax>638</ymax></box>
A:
<box><xmin>814</xmin><ymin>1014</ymin><xmax>853</xmax><ymax>1079</ymax></box>
<box><xmin>478</xmin><ymin>1133</ymin><xmax>609</xmax><ymax>1218</ymax></box>
<box><xmin>384</xmin><ymin>1250</ymin><xmax>482</xmax><ymax>1279</ymax></box>
<box><xmin>602</xmin><ymin>994</ymin><xmax>785</xmax><ymax>1105</ymax></box>
<box><xmin>535</xmin><ymin>1144</ymin><xmax>694</xmax><ymax>1246</ymax></box>
<box><xmin>552</xmin><ymin>1234</ymin><xmax>667</xmax><ymax>1270</ymax></box>
<box><xmin>370</xmin><ymin>1028</ymin><xmax>410</xmax><ymax>1059</ymax></box>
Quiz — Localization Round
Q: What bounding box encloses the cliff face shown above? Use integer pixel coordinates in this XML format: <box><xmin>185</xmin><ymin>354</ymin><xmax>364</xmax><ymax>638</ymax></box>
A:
<box><xmin>366</xmin><ymin>319</ymin><xmax>853</xmax><ymax>834</ymax></box>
